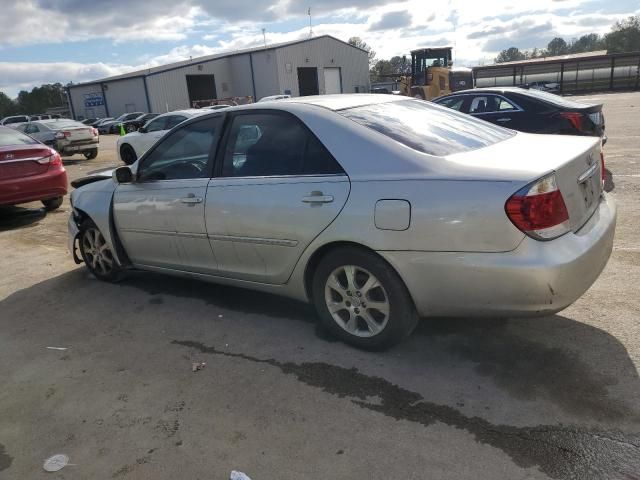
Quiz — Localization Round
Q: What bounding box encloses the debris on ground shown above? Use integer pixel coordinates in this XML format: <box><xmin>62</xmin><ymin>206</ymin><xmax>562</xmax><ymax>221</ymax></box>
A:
<box><xmin>43</xmin><ymin>454</ymin><xmax>69</xmax><ymax>472</ymax></box>
<box><xmin>46</xmin><ymin>347</ymin><xmax>68</xmax><ymax>351</ymax></box>
<box><xmin>230</xmin><ymin>471</ymin><xmax>252</xmax><ymax>480</ymax></box>
<box><xmin>191</xmin><ymin>362</ymin><xmax>206</xmax><ymax>373</ymax></box>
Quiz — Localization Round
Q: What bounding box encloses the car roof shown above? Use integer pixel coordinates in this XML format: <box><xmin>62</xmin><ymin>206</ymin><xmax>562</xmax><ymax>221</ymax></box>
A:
<box><xmin>156</xmin><ymin>109</ymin><xmax>211</xmax><ymax>118</ymax></box>
<box><xmin>248</xmin><ymin>94</ymin><xmax>406</xmax><ymax>111</ymax></box>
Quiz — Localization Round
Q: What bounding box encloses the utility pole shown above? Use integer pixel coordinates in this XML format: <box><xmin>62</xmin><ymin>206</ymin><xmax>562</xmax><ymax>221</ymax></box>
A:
<box><xmin>308</xmin><ymin>7</ymin><xmax>313</xmax><ymax>38</ymax></box>
<box><xmin>262</xmin><ymin>28</ymin><xmax>267</xmax><ymax>48</ymax></box>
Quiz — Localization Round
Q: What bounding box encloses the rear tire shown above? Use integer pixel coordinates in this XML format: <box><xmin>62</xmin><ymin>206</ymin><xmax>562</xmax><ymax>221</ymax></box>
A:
<box><xmin>120</xmin><ymin>144</ymin><xmax>137</xmax><ymax>165</ymax></box>
<box><xmin>84</xmin><ymin>149</ymin><xmax>98</xmax><ymax>160</ymax></box>
<box><xmin>78</xmin><ymin>219</ymin><xmax>122</xmax><ymax>282</ymax></box>
<box><xmin>312</xmin><ymin>247</ymin><xmax>418</xmax><ymax>350</ymax></box>
<box><xmin>42</xmin><ymin>197</ymin><xmax>63</xmax><ymax>211</ymax></box>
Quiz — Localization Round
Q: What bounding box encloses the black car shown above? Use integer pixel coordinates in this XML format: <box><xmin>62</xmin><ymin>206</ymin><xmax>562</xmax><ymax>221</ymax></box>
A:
<box><xmin>100</xmin><ymin>112</ymin><xmax>145</xmax><ymax>134</ymax></box>
<box><xmin>120</xmin><ymin>113</ymin><xmax>159</xmax><ymax>133</ymax></box>
<box><xmin>433</xmin><ymin>87</ymin><xmax>605</xmax><ymax>142</ymax></box>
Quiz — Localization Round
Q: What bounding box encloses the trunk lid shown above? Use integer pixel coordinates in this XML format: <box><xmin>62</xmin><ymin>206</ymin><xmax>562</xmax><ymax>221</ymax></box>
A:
<box><xmin>65</xmin><ymin>127</ymin><xmax>94</xmax><ymax>142</ymax></box>
<box><xmin>0</xmin><ymin>145</ymin><xmax>53</xmax><ymax>180</ymax></box>
<box><xmin>445</xmin><ymin>132</ymin><xmax>602</xmax><ymax>231</ymax></box>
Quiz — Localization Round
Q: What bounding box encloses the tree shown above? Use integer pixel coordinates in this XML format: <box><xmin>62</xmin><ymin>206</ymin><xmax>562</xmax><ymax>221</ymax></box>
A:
<box><xmin>494</xmin><ymin>47</ymin><xmax>526</xmax><ymax>63</ymax></box>
<box><xmin>569</xmin><ymin>33</ymin><xmax>604</xmax><ymax>54</ymax></box>
<box><xmin>604</xmin><ymin>15</ymin><xmax>640</xmax><ymax>53</ymax></box>
<box><xmin>546</xmin><ymin>37</ymin><xmax>569</xmax><ymax>56</ymax></box>
<box><xmin>348</xmin><ymin>36</ymin><xmax>377</xmax><ymax>67</ymax></box>
<box><xmin>0</xmin><ymin>92</ymin><xmax>16</xmax><ymax>118</ymax></box>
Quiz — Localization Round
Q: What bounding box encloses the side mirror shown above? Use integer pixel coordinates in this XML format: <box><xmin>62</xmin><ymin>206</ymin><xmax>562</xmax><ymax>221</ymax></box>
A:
<box><xmin>113</xmin><ymin>166</ymin><xmax>133</xmax><ymax>184</ymax></box>
<box><xmin>138</xmin><ymin>126</ymin><xmax>147</xmax><ymax>133</ymax></box>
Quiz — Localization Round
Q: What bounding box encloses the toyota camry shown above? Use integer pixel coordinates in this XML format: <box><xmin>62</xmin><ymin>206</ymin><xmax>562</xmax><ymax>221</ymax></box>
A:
<box><xmin>68</xmin><ymin>94</ymin><xmax>616</xmax><ymax>350</ymax></box>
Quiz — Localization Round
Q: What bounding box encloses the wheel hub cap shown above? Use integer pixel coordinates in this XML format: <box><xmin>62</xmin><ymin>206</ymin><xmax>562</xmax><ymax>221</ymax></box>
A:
<box><xmin>324</xmin><ymin>265</ymin><xmax>390</xmax><ymax>338</ymax></box>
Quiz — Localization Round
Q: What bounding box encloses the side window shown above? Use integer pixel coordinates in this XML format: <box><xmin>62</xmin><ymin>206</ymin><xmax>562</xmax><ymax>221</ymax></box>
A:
<box><xmin>438</xmin><ymin>96</ymin><xmax>465</xmax><ymax>111</ymax></box>
<box><xmin>138</xmin><ymin>117</ymin><xmax>221</xmax><ymax>182</ymax></box>
<box><xmin>145</xmin><ymin>117</ymin><xmax>168</xmax><ymax>133</ymax></box>
<box><xmin>497</xmin><ymin>97</ymin><xmax>518</xmax><ymax>111</ymax></box>
<box><xmin>469</xmin><ymin>96</ymin><xmax>491</xmax><ymax>114</ymax></box>
<box><xmin>221</xmin><ymin>112</ymin><xmax>343</xmax><ymax>178</ymax></box>
<box><xmin>25</xmin><ymin>124</ymin><xmax>40</xmax><ymax>134</ymax></box>
<box><xmin>165</xmin><ymin>115</ymin><xmax>187</xmax><ymax>130</ymax></box>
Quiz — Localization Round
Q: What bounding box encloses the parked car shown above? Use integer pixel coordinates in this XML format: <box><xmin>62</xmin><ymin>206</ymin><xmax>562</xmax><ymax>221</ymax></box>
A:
<box><xmin>1</xmin><ymin>115</ymin><xmax>29</xmax><ymax>126</ymax></box>
<box><xmin>93</xmin><ymin>117</ymin><xmax>114</xmax><ymax>132</ymax></box>
<box><xmin>15</xmin><ymin>119</ymin><xmax>99</xmax><ymax>159</ymax></box>
<box><xmin>526</xmin><ymin>81</ymin><xmax>560</xmax><ymax>93</ymax></box>
<box><xmin>98</xmin><ymin>112</ymin><xmax>145</xmax><ymax>134</ymax></box>
<box><xmin>82</xmin><ymin>118</ymin><xmax>100</xmax><ymax>126</ymax></box>
<box><xmin>30</xmin><ymin>114</ymin><xmax>53</xmax><ymax>121</ymax></box>
<box><xmin>116</xmin><ymin>109</ymin><xmax>209</xmax><ymax>165</ymax></box>
<box><xmin>0</xmin><ymin>126</ymin><xmax>67</xmax><ymax>210</ymax></box>
<box><xmin>68</xmin><ymin>94</ymin><xmax>615</xmax><ymax>350</ymax></box>
<box><xmin>433</xmin><ymin>87</ymin><xmax>606</xmax><ymax>142</ymax></box>
<box><xmin>120</xmin><ymin>113</ymin><xmax>159</xmax><ymax>134</ymax></box>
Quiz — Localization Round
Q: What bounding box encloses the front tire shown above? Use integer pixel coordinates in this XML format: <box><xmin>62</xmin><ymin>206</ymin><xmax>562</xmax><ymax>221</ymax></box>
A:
<box><xmin>119</xmin><ymin>144</ymin><xmax>137</xmax><ymax>165</ymax></box>
<box><xmin>79</xmin><ymin>219</ymin><xmax>122</xmax><ymax>282</ymax></box>
<box><xmin>83</xmin><ymin>149</ymin><xmax>98</xmax><ymax>160</ymax></box>
<box><xmin>312</xmin><ymin>248</ymin><xmax>418</xmax><ymax>350</ymax></box>
<box><xmin>42</xmin><ymin>197</ymin><xmax>63</xmax><ymax>211</ymax></box>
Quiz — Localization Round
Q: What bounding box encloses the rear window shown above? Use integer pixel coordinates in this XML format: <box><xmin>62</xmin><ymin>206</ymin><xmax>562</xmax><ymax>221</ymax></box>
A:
<box><xmin>340</xmin><ymin>100</ymin><xmax>514</xmax><ymax>156</ymax></box>
<box><xmin>45</xmin><ymin>121</ymin><xmax>85</xmax><ymax>129</ymax></box>
<box><xmin>0</xmin><ymin>127</ymin><xmax>38</xmax><ymax>147</ymax></box>
<box><xmin>520</xmin><ymin>89</ymin><xmax>595</xmax><ymax>109</ymax></box>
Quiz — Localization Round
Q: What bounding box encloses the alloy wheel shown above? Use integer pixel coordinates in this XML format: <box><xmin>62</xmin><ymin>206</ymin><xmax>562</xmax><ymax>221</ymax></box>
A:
<box><xmin>324</xmin><ymin>265</ymin><xmax>390</xmax><ymax>338</ymax></box>
<box><xmin>82</xmin><ymin>228</ymin><xmax>115</xmax><ymax>276</ymax></box>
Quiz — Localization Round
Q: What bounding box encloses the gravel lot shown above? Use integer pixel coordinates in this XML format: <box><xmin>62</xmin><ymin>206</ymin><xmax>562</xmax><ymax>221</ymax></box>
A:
<box><xmin>1</xmin><ymin>93</ymin><xmax>639</xmax><ymax>480</ymax></box>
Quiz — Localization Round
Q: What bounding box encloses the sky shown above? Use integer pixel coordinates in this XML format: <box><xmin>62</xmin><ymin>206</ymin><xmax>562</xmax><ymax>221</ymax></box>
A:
<box><xmin>0</xmin><ymin>0</ymin><xmax>638</xmax><ymax>97</ymax></box>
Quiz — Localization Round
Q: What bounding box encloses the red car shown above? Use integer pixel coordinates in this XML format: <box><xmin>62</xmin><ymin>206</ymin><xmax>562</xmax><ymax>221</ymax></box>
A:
<box><xmin>0</xmin><ymin>126</ymin><xmax>68</xmax><ymax>210</ymax></box>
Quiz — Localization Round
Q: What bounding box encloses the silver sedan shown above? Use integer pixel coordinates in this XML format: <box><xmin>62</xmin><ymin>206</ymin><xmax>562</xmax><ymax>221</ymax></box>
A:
<box><xmin>68</xmin><ymin>94</ymin><xmax>616</xmax><ymax>349</ymax></box>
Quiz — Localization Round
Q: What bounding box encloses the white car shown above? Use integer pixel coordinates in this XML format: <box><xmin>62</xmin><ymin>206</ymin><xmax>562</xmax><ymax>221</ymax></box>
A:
<box><xmin>117</xmin><ymin>109</ymin><xmax>209</xmax><ymax>164</ymax></box>
<box><xmin>258</xmin><ymin>94</ymin><xmax>291</xmax><ymax>102</ymax></box>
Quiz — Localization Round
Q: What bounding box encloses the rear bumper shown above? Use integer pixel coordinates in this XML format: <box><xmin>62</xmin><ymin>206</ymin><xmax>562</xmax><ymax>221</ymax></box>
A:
<box><xmin>57</xmin><ymin>138</ymin><xmax>99</xmax><ymax>154</ymax></box>
<box><xmin>0</xmin><ymin>167</ymin><xmax>68</xmax><ymax>206</ymax></box>
<box><xmin>380</xmin><ymin>193</ymin><xmax>616</xmax><ymax>317</ymax></box>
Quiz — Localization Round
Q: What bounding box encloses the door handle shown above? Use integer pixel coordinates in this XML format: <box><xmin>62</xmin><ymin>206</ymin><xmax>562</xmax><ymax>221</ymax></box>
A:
<box><xmin>302</xmin><ymin>191</ymin><xmax>334</xmax><ymax>204</ymax></box>
<box><xmin>181</xmin><ymin>193</ymin><xmax>203</xmax><ymax>205</ymax></box>
<box><xmin>496</xmin><ymin>117</ymin><xmax>511</xmax><ymax>122</ymax></box>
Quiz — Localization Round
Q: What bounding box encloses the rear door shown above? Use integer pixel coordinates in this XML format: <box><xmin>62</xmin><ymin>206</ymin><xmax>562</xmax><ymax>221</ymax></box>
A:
<box><xmin>205</xmin><ymin>110</ymin><xmax>350</xmax><ymax>284</ymax></box>
<box><xmin>472</xmin><ymin>95</ymin><xmax>528</xmax><ymax>131</ymax></box>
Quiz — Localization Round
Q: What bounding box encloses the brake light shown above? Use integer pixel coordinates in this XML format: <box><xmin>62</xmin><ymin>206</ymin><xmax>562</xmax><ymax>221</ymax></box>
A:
<box><xmin>36</xmin><ymin>152</ymin><xmax>62</xmax><ymax>167</ymax></box>
<box><xmin>505</xmin><ymin>173</ymin><xmax>570</xmax><ymax>240</ymax></box>
<box><xmin>559</xmin><ymin>112</ymin><xmax>584</xmax><ymax>131</ymax></box>
<box><xmin>600</xmin><ymin>151</ymin><xmax>605</xmax><ymax>186</ymax></box>
<box><xmin>92</xmin><ymin>127</ymin><xmax>98</xmax><ymax>136</ymax></box>
<box><xmin>55</xmin><ymin>131</ymin><xmax>71</xmax><ymax>139</ymax></box>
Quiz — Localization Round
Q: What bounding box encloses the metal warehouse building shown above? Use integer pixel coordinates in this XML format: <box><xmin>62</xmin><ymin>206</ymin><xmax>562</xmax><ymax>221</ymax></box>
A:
<box><xmin>66</xmin><ymin>35</ymin><xmax>370</xmax><ymax>120</ymax></box>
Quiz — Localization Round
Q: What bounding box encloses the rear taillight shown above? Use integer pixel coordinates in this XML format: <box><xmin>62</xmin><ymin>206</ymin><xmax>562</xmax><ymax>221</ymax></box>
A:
<box><xmin>600</xmin><ymin>151</ymin><xmax>605</xmax><ymax>186</ymax></box>
<box><xmin>55</xmin><ymin>131</ymin><xmax>71</xmax><ymax>139</ymax></box>
<box><xmin>505</xmin><ymin>173</ymin><xmax>570</xmax><ymax>240</ymax></box>
<box><xmin>36</xmin><ymin>152</ymin><xmax>62</xmax><ymax>167</ymax></box>
<box><xmin>92</xmin><ymin>127</ymin><xmax>99</xmax><ymax>136</ymax></box>
<box><xmin>559</xmin><ymin>112</ymin><xmax>584</xmax><ymax>132</ymax></box>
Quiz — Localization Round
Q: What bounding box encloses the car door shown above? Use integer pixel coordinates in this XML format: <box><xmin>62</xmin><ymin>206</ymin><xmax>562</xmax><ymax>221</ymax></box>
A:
<box><xmin>134</xmin><ymin>116</ymin><xmax>169</xmax><ymax>155</ymax></box>
<box><xmin>205</xmin><ymin>110</ymin><xmax>350</xmax><ymax>284</ymax></box>
<box><xmin>469</xmin><ymin>94</ymin><xmax>525</xmax><ymax>130</ymax></box>
<box><xmin>113</xmin><ymin>116</ymin><xmax>223</xmax><ymax>273</ymax></box>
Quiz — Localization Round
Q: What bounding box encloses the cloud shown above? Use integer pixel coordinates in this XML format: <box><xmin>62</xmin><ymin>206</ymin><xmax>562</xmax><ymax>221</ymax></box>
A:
<box><xmin>0</xmin><ymin>62</ymin><xmax>132</xmax><ymax>95</ymax></box>
<box><xmin>482</xmin><ymin>21</ymin><xmax>555</xmax><ymax>51</ymax></box>
<box><xmin>369</xmin><ymin>11</ymin><xmax>412</xmax><ymax>31</ymax></box>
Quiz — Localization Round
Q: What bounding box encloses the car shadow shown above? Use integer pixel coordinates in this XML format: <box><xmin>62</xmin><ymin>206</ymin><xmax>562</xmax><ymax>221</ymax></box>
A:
<box><xmin>0</xmin><ymin>205</ymin><xmax>46</xmax><ymax>231</ymax></box>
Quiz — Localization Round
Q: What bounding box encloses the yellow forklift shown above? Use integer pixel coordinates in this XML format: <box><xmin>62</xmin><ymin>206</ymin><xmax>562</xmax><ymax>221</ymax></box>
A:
<box><xmin>397</xmin><ymin>46</ymin><xmax>473</xmax><ymax>100</ymax></box>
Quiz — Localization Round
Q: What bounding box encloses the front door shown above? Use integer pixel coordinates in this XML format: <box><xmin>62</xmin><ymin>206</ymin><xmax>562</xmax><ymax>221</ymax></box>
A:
<box><xmin>113</xmin><ymin>116</ymin><xmax>223</xmax><ymax>273</ymax></box>
<box><xmin>206</xmin><ymin>111</ymin><xmax>349</xmax><ymax>284</ymax></box>
<box><xmin>468</xmin><ymin>94</ymin><xmax>526</xmax><ymax>130</ymax></box>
